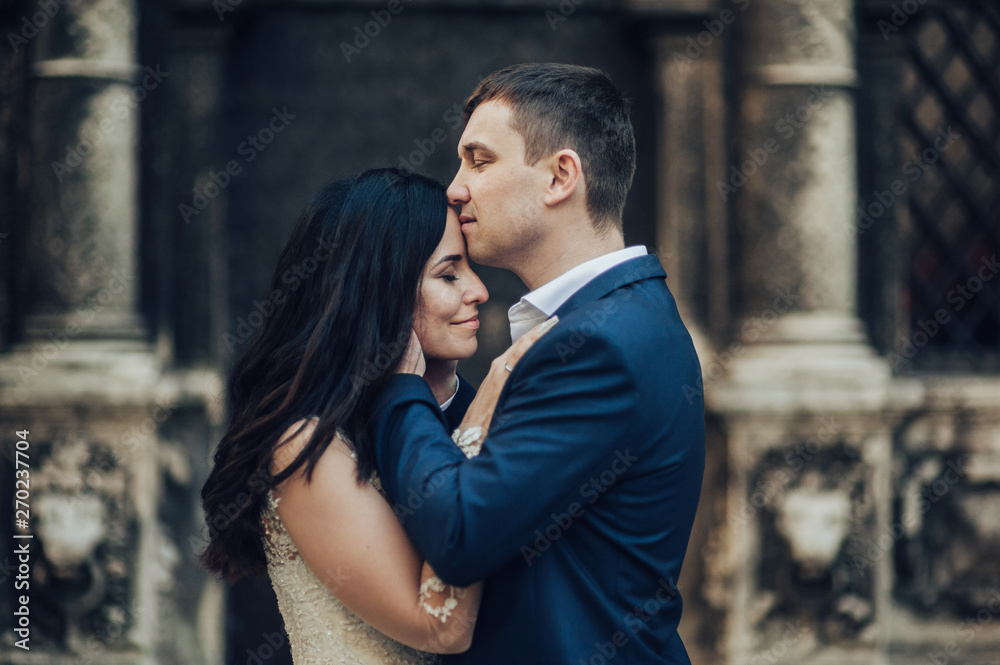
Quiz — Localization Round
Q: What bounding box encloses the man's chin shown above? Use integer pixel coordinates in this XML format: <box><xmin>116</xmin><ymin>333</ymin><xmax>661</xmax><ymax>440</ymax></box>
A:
<box><xmin>467</xmin><ymin>242</ymin><xmax>502</xmax><ymax>269</ymax></box>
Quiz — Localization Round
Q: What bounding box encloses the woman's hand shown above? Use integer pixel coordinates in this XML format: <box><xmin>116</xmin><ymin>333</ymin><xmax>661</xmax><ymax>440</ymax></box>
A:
<box><xmin>397</xmin><ymin>331</ymin><xmax>458</xmax><ymax>406</ymax></box>
<box><xmin>458</xmin><ymin>316</ymin><xmax>559</xmax><ymax>439</ymax></box>
<box><xmin>396</xmin><ymin>329</ymin><xmax>426</xmax><ymax>376</ymax></box>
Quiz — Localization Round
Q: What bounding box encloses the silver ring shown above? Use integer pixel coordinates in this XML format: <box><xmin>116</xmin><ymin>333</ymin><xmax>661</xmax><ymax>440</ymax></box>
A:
<box><xmin>504</xmin><ymin>363</ymin><xmax>514</xmax><ymax>372</ymax></box>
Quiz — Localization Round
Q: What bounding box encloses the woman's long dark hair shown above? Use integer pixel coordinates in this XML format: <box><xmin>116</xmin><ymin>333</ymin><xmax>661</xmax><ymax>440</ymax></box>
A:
<box><xmin>200</xmin><ymin>168</ymin><xmax>447</xmax><ymax>581</ymax></box>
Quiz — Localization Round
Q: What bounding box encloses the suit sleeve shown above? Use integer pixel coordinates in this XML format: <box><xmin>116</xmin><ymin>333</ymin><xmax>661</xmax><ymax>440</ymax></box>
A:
<box><xmin>372</xmin><ymin>332</ymin><xmax>638</xmax><ymax>587</ymax></box>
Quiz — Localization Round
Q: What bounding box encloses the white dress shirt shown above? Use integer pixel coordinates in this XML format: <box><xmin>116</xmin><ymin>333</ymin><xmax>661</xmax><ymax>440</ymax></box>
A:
<box><xmin>508</xmin><ymin>246</ymin><xmax>648</xmax><ymax>342</ymax></box>
<box><xmin>439</xmin><ymin>376</ymin><xmax>459</xmax><ymax>410</ymax></box>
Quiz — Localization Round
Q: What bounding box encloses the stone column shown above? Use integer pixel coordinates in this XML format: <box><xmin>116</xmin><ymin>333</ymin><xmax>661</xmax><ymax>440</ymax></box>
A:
<box><xmin>708</xmin><ymin>1</ymin><xmax>895</xmax><ymax>663</ymax></box>
<box><xmin>651</xmin><ymin>26</ymin><xmax>728</xmax><ymax>357</ymax></box>
<box><xmin>646</xmin><ymin>24</ymin><xmax>730</xmax><ymax>664</ymax></box>
<box><xmin>22</xmin><ymin>0</ymin><xmax>145</xmax><ymax>343</ymax></box>
<box><xmin>0</xmin><ymin>2</ymin><xmax>222</xmax><ymax>664</ymax></box>
<box><xmin>718</xmin><ymin>0</ymin><xmax>891</xmax><ymax>404</ymax></box>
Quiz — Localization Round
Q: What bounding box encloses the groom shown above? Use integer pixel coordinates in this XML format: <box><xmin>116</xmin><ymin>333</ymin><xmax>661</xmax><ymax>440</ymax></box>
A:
<box><xmin>373</xmin><ymin>63</ymin><xmax>704</xmax><ymax>663</ymax></box>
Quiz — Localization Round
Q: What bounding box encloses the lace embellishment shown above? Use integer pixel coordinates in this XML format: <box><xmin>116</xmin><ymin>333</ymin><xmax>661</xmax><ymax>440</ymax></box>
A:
<box><xmin>452</xmin><ymin>425</ymin><xmax>483</xmax><ymax>458</ymax></box>
<box><xmin>262</xmin><ymin>488</ymin><xmax>439</xmax><ymax>665</ymax></box>
<box><xmin>418</xmin><ymin>576</ymin><xmax>467</xmax><ymax>623</ymax></box>
<box><xmin>267</xmin><ymin>425</ymin><xmax>479</xmax><ymax>639</ymax></box>
<box><xmin>263</xmin><ymin>433</ymin><xmax>438</xmax><ymax>664</ymax></box>
<box><xmin>409</xmin><ymin>424</ymin><xmax>482</xmax><ymax>623</ymax></box>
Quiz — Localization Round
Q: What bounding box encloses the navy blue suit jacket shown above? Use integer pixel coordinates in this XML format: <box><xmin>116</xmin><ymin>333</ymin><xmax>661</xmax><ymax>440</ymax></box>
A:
<box><xmin>373</xmin><ymin>255</ymin><xmax>705</xmax><ymax>664</ymax></box>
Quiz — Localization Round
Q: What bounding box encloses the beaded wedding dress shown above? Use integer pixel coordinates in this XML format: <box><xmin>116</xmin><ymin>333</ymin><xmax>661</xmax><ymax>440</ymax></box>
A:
<box><xmin>261</xmin><ymin>427</ymin><xmax>482</xmax><ymax>665</ymax></box>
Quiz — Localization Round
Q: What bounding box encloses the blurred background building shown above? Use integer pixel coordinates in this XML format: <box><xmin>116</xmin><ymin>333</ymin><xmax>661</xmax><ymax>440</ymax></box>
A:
<box><xmin>0</xmin><ymin>0</ymin><xmax>998</xmax><ymax>663</ymax></box>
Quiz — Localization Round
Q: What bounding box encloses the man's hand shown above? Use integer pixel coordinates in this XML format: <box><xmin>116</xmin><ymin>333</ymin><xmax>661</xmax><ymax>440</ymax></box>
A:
<box><xmin>396</xmin><ymin>329</ymin><xmax>426</xmax><ymax>376</ymax></box>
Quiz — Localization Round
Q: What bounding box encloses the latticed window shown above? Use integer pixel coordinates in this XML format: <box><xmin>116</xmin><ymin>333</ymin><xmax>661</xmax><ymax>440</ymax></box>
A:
<box><xmin>878</xmin><ymin>0</ymin><xmax>1000</xmax><ymax>370</ymax></box>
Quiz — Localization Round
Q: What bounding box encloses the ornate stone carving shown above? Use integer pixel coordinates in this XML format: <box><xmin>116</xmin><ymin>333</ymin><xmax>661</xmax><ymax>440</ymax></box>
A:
<box><xmin>895</xmin><ymin>446</ymin><xmax>1000</xmax><ymax>616</ymax></box>
<box><xmin>744</xmin><ymin>0</ymin><xmax>854</xmax><ymax>70</ymax></box>
<box><xmin>3</xmin><ymin>429</ymin><xmax>138</xmax><ymax>652</ymax></box>
<box><xmin>751</xmin><ymin>441</ymin><xmax>877</xmax><ymax>644</ymax></box>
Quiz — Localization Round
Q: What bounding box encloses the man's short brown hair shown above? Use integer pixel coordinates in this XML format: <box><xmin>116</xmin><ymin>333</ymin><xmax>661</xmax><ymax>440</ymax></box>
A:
<box><xmin>464</xmin><ymin>63</ymin><xmax>636</xmax><ymax>233</ymax></box>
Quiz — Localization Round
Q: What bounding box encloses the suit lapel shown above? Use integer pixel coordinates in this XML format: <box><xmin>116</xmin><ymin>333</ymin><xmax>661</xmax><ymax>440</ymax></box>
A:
<box><xmin>553</xmin><ymin>254</ymin><xmax>667</xmax><ymax>319</ymax></box>
<box><xmin>488</xmin><ymin>254</ymin><xmax>668</xmax><ymax>439</ymax></box>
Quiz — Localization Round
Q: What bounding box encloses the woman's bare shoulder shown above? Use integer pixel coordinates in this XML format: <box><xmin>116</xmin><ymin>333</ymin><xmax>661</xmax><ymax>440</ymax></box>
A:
<box><xmin>271</xmin><ymin>417</ymin><xmax>355</xmax><ymax>479</ymax></box>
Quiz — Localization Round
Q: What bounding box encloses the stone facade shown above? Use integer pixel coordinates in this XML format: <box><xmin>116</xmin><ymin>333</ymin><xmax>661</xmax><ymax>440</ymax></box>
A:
<box><xmin>0</xmin><ymin>1</ymin><xmax>996</xmax><ymax>664</ymax></box>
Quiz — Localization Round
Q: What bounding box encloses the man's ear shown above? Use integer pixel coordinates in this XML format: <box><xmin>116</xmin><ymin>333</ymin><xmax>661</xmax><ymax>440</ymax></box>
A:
<box><xmin>542</xmin><ymin>149</ymin><xmax>583</xmax><ymax>207</ymax></box>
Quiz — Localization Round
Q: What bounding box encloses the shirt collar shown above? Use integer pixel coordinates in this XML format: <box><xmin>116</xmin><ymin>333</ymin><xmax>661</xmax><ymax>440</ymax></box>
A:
<box><xmin>513</xmin><ymin>246</ymin><xmax>648</xmax><ymax>318</ymax></box>
<box><xmin>439</xmin><ymin>376</ymin><xmax>460</xmax><ymax>411</ymax></box>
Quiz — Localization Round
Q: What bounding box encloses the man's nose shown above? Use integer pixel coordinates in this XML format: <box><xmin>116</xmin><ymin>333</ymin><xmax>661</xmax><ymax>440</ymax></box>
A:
<box><xmin>447</xmin><ymin>172</ymin><xmax>469</xmax><ymax>205</ymax></box>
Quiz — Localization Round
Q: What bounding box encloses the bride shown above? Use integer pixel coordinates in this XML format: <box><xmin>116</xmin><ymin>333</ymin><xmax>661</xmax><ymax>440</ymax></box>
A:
<box><xmin>199</xmin><ymin>169</ymin><xmax>553</xmax><ymax>662</ymax></box>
